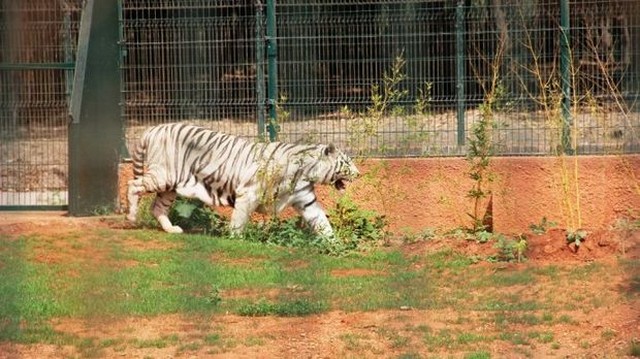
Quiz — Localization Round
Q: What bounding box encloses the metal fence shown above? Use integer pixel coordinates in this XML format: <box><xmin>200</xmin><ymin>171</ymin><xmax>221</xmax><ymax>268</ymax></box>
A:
<box><xmin>1</xmin><ymin>0</ymin><xmax>640</xmax><ymax>208</ymax></box>
<box><xmin>0</xmin><ymin>0</ymin><xmax>81</xmax><ymax>208</ymax></box>
<box><xmin>120</xmin><ymin>0</ymin><xmax>640</xmax><ymax>157</ymax></box>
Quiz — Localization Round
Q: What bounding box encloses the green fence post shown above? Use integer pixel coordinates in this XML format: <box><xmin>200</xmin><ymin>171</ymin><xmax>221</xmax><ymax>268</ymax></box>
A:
<box><xmin>256</xmin><ymin>0</ymin><xmax>266</xmax><ymax>140</ymax></box>
<box><xmin>560</xmin><ymin>0</ymin><xmax>573</xmax><ymax>154</ymax></box>
<box><xmin>456</xmin><ymin>0</ymin><xmax>466</xmax><ymax>148</ymax></box>
<box><xmin>266</xmin><ymin>0</ymin><xmax>278</xmax><ymax>141</ymax></box>
<box><xmin>68</xmin><ymin>0</ymin><xmax>123</xmax><ymax>215</ymax></box>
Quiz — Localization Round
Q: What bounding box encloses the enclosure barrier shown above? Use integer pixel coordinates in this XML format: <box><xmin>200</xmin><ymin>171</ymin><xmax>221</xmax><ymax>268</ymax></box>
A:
<box><xmin>1</xmin><ymin>0</ymin><xmax>639</xmax><ymax>209</ymax></box>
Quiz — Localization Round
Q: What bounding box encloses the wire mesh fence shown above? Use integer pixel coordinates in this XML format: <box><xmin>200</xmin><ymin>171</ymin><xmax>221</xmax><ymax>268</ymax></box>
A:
<box><xmin>273</xmin><ymin>0</ymin><xmax>640</xmax><ymax>156</ymax></box>
<box><xmin>119</xmin><ymin>0</ymin><xmax>263</xmax><ymax>151</ymax></box>
<box><xmin>1</xmin><ymin>0</ymin><xmax>640</xmax><ymax>207</ymax></box>
<box><xmin>0</xmin><ymin>0</ymin><xmax>81</xmax><ymax>207</ymax></box>
<box><xmin>119</xmin><ymin>0</ymin><xmax>640</xmax><ymax>157</ymax></box>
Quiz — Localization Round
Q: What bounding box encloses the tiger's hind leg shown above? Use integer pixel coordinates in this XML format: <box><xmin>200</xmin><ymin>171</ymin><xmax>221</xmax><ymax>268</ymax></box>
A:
<box><xmin>127</xmin><ymin>178</ymin><xmax>146</xmax><ymax>223</ymax></box>
<box><xmin>152</xmin><ymin>191</ymin><xmax>183</xmax><ymax>233</ymax></box>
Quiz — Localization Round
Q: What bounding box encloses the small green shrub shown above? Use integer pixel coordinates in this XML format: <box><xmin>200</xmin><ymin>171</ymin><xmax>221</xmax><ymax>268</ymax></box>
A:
<box><xmin>529</xmin><ymin>217</ymin><xmax>557</xmax><ymax>235</ymax></box>
<box><xmin>328</xmin><ymin>194</ymin><xmax>389</xmax><ymax>250</ymax></box>
<box><xmin>566</xmin><ymin>229</ymin><xmax>587</xmax><ymax>248</ymax></box>
<box><xmin>236</xmin><ymin>196</ymin><xmax>388</xmax><ymax>255</ymax></box>
<box><xmin>400</xmin><ymin>227</ymin><xmax>437</xmax><ymax>244</ymax></box>
<box><xmin>488</xmin><ymin>234</ymin><xmax>528</xmax><ymax>263</ymax></box>
<box><xmin>169</xmin><ymin>198</ymin><xmax>228</xmax><ymax>236</ymax></box>
<box><xmin>238</xmin><ymin>217</ymin><xmax>319</xmax><ymax>248</ymax></box>
<box><xmin>134</xmin><ymin>195</ymin><xmax>160</xmax><ymax>229</ymax></box>
<box><xmin>137</xmin><ymin>193</ymin><xmax>387</xmax><ymax>255</ymax></box>
<box><xmin>629</xmin><ymin>338</ymin><xmax>640</xmax><ymax>357</ymax></box>
<box><xmin>134</xmin><ymin>196</ymin><xmax>227</xmax><ymax>236</ymax></box>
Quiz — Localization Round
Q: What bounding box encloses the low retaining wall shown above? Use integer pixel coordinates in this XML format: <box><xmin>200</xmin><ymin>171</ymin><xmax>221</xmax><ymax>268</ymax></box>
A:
<box><xmin>119</xmin><ymin>155</ymin><xmax>640</xmax><ymax>234</ymax></box>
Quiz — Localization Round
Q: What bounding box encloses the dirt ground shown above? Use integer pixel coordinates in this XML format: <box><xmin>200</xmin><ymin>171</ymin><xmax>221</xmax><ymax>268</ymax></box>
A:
<box><xmin>0</xmin><ymin>212</ymin><xmax>639</xmax><ymax>359</ymax></box>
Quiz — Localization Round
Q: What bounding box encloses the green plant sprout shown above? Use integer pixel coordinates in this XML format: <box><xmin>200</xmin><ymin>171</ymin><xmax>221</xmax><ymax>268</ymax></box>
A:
<box><xmin>529</xmin><ymin>217</ymin><xmax>558</xmax><ymax>235</ymax></box>
<box><xmin>566</xmin><ymin>229</ymin><xmax>587</xmax><ymax>249</ymax></box>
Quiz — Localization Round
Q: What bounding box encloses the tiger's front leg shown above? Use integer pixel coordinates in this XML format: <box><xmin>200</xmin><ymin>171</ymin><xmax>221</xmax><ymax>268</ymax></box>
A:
<box><xmin>229</xmin><ymin>193</ymin><xmax>259</xmax><ymax>235</ymax></box>
<box><xmin>300</xmin><ymin>202</ymin><xmax>334</xmax><ymax>239</ymax></box>
<box><xmin>293</xmin><ymin>195</ymin><xmax>334</xmax><ymax>239</ymax></box>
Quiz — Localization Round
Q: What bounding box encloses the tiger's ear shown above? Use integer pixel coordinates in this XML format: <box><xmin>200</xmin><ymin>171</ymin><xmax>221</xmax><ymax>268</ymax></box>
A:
<box><xmin>324</xmin><ymin>143</ymin><xmax>336</xmax><ymax>156</ymax></box>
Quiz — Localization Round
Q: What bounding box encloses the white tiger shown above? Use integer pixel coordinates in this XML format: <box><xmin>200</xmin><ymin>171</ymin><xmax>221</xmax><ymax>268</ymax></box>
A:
<box><xmin>126</xmin><ymin>123</ymin><xmax>360</xmax><ymax>237</ymax></box>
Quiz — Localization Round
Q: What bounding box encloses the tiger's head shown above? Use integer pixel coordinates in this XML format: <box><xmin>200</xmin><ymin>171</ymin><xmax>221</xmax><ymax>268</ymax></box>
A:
<box><xmin>322</xmin><ymin>143</ymin><xmax>360</xmax><ymax>191</ymax></box>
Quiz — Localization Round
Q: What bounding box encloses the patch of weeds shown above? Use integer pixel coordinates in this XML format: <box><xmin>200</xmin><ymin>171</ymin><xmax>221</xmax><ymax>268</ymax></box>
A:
<box><xmin>557</xmin><ymin>314</ymin><xmax>574</xmax><ymax>324</ymax></box>
<box><xmin>423</xmin><ymin>328</ymin><xmax>488</xmax><ymax>351</ymax></box>
<box><xmin>445</xmin><ymin>227</ymin><xmax>473</xmax><ymax>241</ymax></box>
<box><xmin>488</xmin><ymin>234</ymin><xmax>528</xmax><ymax>263</ymax></box>
<box><xmin>533</xmin><ymin>265</ymin><xmax>559</xmax><ymax>279</ymax></box>
<box><xmin>91</xmin><ymin>206</ymin><xmax>114</xmax><ymax>216</ymax></box>
<box><xmin>493</xmin><ymin>312</ymin><xmax>541</xmax><ymax>326</ymax></box>
<box><xmin>551</xmin><ymin>342</ymin><xmax>561</xmax><ymax>350</ymax></box>
<box><xmin>473</xmin><ymin>229</ymin><xmax>493</xmax><ymax>244</ymax></box>
<box><xmin>203</xmin><ymin>333</ymin><xmax>222</xmax><ymax>346</ymax></box>
<box><xmin>132</xmin><ymin>334</ymin><xmax>179</xmax><ymax>349</ymax></box>
<box><xmin>205</xmin><ymin>285</ymin><xmax>223</xmax><ymax>306</ymax></box>
<box><xmin>340</xmin><ymin>333</ymin><xmax>367</xmax><ymax>351</ymax></box>
<box><xmin>423</xmin><ymin>328</ymin><xmax>455</xmax><ymax>350</ymax></box>
<box><xmin>490</xmin><ymin>270</ymin><xmax>534</xmax><ymax>286</ymax></box>
<box><xmin>629</xmin><ymin>338</ymin><xmax>640</xmax><ymax>357</ymax></box>
<box><xmin>480</xmin><ymin>298</ymin><xmax>541</xmax><ymax>311</ymax></box>
<box><xmin>236</xmin><ymin>298</ymin><xmax>327</xmax><ymax>317</ymax></box>
<box><xmin>456</xmin><ymin>332</ymin><xmax>488</xmax><ymax>345</ymax></box>
<box><xmin>538</xmin><ymin>331</ymin><xmax>554</xmax><ymax>343</ymax></box>
<box><xmin>529</xmin><ymin>217</ymin><xmax>557</xmax><ymax>235</ymax></box>
<box><xmin>133</xmin><ymin>195</ymin><xmax>160</xmax><ymax>229</ymax></box>
<box><xmin>499</xmin><ymin>331</ymin><xmax>530</xmax><ymax>345</ymax></box>
<box><xmin>541</xmin><ymin>312</ymin><xmax>554</xmax><ymax>323</ymax></box>
<box><xmin>426</xmin><ymin>248</ymin><xmax>475</xmax><ymax>273</ymax></box>
<box><xmin>568</xmin><ymin>262</ymin><xmax>602</xmax><ymax>280</ymax></box>
<box><xmin>234</xmin><ymin>194</ymin><xmax>387</xmax><ymax>256</ymax></box>
<box><xmin>170</xmin><ymin>198</ymin><xmax>228</xmax><ymax>235</ymax></box>
<box><xmin>244</xmin><ymin>336</ymin><xmax>265</xmax><ymax>347</ymax></box>
<box><xmin>135</xmin><ymin>196</ymin><xmax>227</xmax><ymax>235</ymax></box>
<box><xmin>238</xmin><ymin>217</ymin><xmax>350</xmax><ymax>255</ymax></box>
<box><xmin>178</xmin><ymin>341</ymin><xmax>202</xmax><ymax>353</ymax></box>
<box><xmin>399</xmin><ymin>227</ymin><xmax>437</xmax><ymax>244</ymax></box>
<box><xmin>98</xmin><ymin>338</ymin><xmax>124</xmax><ymax>349</ymax></box>
<box><xmin>613</xmin><ymin>217</ymin><xmax>640</xmax><ymax>255</ymax></box>
<box><xmin>377</xmin><ymin>327</ymin><xmax>410</xmax><ymax>348</ymax></box>
<box><xmin>397</xmin><ymin>352</ymin><xmax>423</xmax><ymax>359</ymax></box>
<box><xmin>566</xmin><ymin>229</ymin><xmax>588</xmax><ymax>249</ymax></box>
<box><xmin>329</xmin><ymin>194</ymin><xmax>389</xmax><ymax>250</ymax></box>
<box><xmin>465</xmin><ymin>351</ymin><xmax>491</xmax><ymax>359</ymax></box>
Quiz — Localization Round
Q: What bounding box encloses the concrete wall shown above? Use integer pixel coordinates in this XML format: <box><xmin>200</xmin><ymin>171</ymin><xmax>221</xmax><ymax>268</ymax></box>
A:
<box><xmin>119</xmin><ymin>155</ymin><xmax>640</xmax><ymax>234</ymax></box>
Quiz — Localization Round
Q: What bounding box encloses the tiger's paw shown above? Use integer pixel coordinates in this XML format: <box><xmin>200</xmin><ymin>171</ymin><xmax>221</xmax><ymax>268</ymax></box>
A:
<box><xmin>164</xmin><ymin>225</ymin><xmax>184</xmax><ymax>234</ymax></box>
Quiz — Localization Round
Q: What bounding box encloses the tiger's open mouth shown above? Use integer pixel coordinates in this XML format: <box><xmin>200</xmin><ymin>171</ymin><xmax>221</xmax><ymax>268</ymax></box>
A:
<box><xmin>333</xmin><ymin>179</ymin><xmax>347</xmax><ymax>191</ymax></box>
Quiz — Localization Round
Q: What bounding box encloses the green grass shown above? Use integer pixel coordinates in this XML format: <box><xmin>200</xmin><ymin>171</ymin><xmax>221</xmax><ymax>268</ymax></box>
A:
<box><xmin>0</xmin><ymin>226</ymin><xmax>636</xmax><ymax>356</ymax></box>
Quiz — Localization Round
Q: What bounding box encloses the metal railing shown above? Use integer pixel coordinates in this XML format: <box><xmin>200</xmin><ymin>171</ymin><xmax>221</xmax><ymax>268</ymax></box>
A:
<box><xmin>119</xmin><ymin>0</ymin><xmax>640</xmax><ymax>157</ymax></box>
<box><xmin>0</xmin><ymin>0</ymin><xmax>81</xmax><ymax>208</ymax></box>
<box><xmin>1</xmin><ymin>0</ymin><xmax>639</xmax><ymax>207</ymax></box>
